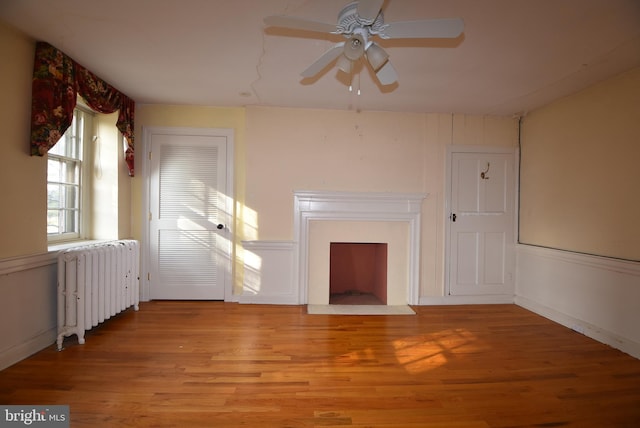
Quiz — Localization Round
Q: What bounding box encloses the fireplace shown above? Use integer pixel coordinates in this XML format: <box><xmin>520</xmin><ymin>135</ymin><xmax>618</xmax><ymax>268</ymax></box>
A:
<box><xmin>293</xmin><ymin>191</ymin><xmax>426</xmax><ymax>305</ymax></box>
<box><xmin>330</xmin><ymin>242</ymin><xmax>387</xmax><ymax>305</ymax></box>
<box><xmin>308</xmin><ymin>220</ymin><xmax>408</xmax><ymax>305</ymax></box>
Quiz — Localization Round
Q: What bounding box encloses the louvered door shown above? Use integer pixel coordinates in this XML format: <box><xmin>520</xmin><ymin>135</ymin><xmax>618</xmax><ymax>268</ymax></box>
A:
<box><xmin>149</xmin><ymin>133</ymin><xmax>229</xmax><ymax>299</ymax></box>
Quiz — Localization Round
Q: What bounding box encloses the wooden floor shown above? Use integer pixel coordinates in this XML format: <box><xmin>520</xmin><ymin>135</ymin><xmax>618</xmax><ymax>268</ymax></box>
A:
<box><xmin>1</xmin><ymin>302</ymin><xmax>639</xmax><ymax>427</ymax></box>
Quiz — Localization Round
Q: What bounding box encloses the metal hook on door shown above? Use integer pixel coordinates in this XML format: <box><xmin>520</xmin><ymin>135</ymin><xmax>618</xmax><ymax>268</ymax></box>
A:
<box><xmin>480</xmin><ymin>162</ymin><xmax>490</xmax><ymax>180</ymax></box>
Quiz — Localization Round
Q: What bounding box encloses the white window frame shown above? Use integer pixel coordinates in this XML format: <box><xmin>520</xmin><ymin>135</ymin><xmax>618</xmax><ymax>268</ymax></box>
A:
<box><xmin>47</xmin><ymin>106</ymin><xmax>93</xmax><ymax>243</ymax></box>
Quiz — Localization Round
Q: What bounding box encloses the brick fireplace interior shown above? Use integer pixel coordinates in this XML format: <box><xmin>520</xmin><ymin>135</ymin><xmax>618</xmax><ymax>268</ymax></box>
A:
<box><xmin>329</xmin><ymin>242</ymin><xmax>388</xmax><ymax>305</ymax></box>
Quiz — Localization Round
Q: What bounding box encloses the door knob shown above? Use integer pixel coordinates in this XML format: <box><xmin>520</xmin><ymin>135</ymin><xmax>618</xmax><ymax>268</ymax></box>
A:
<box><xmin>216</xmin><ymin>224</ymin><xmax>224</xmax><ymax>230</ymax></box>
<box><xmin>451</xmin><ymin>213</ymin><xmax>457</xmax><ymax>222</ymax></box>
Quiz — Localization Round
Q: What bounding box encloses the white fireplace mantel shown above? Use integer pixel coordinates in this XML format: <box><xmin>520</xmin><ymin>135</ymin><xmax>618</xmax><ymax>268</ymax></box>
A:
<box><xmin>293</xmin><ymin>190</ymin><xmax>427</xmax><ymax>305</ymax></box>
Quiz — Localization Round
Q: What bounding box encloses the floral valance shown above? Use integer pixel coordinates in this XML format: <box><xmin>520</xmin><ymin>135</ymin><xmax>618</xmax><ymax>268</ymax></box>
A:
<box><xmin>30</xmin><ymin>42</ymin><xmax>136</xmax><ymax>176</ymax></box>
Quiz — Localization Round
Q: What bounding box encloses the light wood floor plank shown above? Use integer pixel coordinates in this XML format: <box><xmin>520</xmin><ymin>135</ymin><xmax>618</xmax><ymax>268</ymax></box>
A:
<box><xmin>1</xmin><ymin>302</ymin><xmax>639</xmax><ymax>427</ymax></box>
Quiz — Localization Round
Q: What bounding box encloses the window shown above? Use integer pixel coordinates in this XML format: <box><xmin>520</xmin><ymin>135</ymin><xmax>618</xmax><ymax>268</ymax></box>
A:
<box><xmin>47</xmin><ymin>108</ymin><xmax>92</xmax><ymax>242</ymax></box>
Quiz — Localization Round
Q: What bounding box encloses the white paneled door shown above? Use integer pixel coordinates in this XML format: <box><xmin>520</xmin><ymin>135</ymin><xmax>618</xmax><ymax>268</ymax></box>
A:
<box><xmin>447</xmin><ymin>149</ymin><xmax>516</xmax><ymax>296</ymax></box>
<box><xmin>148</xmin><ymin>130</ymin><xmax>233</xmax><ymax>300</ymax></box>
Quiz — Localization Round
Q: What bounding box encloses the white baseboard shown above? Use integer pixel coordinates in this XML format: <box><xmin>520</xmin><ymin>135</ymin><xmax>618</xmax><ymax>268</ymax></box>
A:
<box><xmin>516</xmin><ymin>295</ymin><xmax>640</xmax><ymax>359</ymax></box>
<box><xmin>237</xmin><ymin>294</ymin><xmax>299</xmax><ymax>305</ymax></box>
<box><xmin>419</xmin><ymin>294</ymin><xmax>514</xmax><ymax>305</ymax></box>
<box><xmin>0</xmin><ymin>328</ymin><xmax>56</xmax><ymax>371</ymax></box>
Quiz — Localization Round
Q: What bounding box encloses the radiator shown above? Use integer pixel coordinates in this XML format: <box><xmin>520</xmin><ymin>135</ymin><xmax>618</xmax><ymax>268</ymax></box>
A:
<box><xmin>56</xmin><ymin>240</ymin><xmax>140</xmax><ymax>350</ymax></box>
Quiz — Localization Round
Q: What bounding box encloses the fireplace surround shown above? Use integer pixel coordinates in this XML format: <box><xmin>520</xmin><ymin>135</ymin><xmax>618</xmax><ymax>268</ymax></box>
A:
<box><xmin>293</xmin><ymin>190</ymin><xmax>426</xmax><ymax>305</ymax></box>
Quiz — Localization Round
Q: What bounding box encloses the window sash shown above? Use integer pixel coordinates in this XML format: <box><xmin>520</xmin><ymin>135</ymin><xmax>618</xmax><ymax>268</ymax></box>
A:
<box><xmin>47</xmin><ymin>108</ymin><xmax>91</xmax><ymax>242</ymax></box>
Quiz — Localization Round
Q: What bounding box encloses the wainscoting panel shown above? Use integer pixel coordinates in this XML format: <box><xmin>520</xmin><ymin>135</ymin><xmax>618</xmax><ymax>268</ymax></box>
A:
<box><xmin>239</xmin><ymin>241</ymin><xmax>297</xmax><ymax>305</ymax></box>
<box><xmin>515</xmin><ymin>244</ymin><xmax>640</xmax><ymax>359</ymax></box>
<box><xmin>0</xmin><ymin>252</ymin><xmax>58</xmax><ymax>370</ymax></box>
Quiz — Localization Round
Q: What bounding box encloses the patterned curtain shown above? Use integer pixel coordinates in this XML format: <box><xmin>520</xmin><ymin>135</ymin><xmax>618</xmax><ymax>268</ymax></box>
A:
<box><xmin>76</xmin><ymin>65</ymin><xmax>136</xmax><ymax>176</ymax></box>
<box><xmin>30</xmin><ymin>43</ymin><xmax>77</xmax><ymax>157</ymax></box>
<box><xmin>30</xmin><ymin>42</ymin><xmax>136</xmax><ymax>176</ymax></box>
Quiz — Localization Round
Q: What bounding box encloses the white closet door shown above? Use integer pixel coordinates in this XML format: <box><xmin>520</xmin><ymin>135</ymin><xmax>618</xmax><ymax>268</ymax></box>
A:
<box><xmin>149</xmin><ymin>133</ymin><xmax>229</xmax><ymax>300</ymax></box>
<box><xmin>448</xmin><ymin>150</ymin><xmax>516</xmax><ymax>296</ymax></box>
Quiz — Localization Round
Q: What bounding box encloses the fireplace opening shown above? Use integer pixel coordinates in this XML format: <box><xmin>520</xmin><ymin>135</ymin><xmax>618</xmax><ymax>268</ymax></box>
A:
<box><xmin>329</xmin><ymin>242</ymin><xmax>388</xmax><ymax>305</ymax></box>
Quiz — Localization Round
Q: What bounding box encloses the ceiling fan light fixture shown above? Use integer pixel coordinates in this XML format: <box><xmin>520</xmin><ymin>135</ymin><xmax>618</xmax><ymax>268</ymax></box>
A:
<box><xmin>343</xmin><ymin>34</ymin><xmax>365</xmax><ymax>61</ymax></box>
<box><xmin>264</xmin><ymin>0</ymin><xmax>465</xmax><ymax>88</ymax></box>
<box><xmin>365</xmin><ymin>43</ymin><xmax>389</xmax><ymax>71</ymax></box>
<box><xmin>336</xmin><ymin>55</ymin><xmax>353</xmax><ymax>74</ymax></box>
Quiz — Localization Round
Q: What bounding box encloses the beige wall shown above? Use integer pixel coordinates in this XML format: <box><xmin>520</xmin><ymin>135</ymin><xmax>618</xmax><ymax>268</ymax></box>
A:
<box><xmin>245</xmin><ymin>107</ymin><xmax>518</xmax><ymax>297</ymax></box>
<box><xmin>92</xmin><ymin>111</ymin><xmax>132</xmax><ymax>240</ymax></box>
<box><xmin>520</xmin><ymin>67</ymin><xmax>640</xmax><ymax>261</ymax></box>
<box><xmin>245</xmin><ymin>107</ymin><xmax>428</xmax><ymax>240</ymax></box>
<box><xmin>0</xmin><ymin>22</ymin><xmax>42</xmax><ymax>259</ymax></box>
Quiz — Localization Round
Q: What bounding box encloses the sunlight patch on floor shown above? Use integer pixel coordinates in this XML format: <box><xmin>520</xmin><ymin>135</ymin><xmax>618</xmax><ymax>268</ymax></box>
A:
<box><xmin>393</xmin><ymin>329</ymin><xmax>486</xmax><ymax>374</ymax></box>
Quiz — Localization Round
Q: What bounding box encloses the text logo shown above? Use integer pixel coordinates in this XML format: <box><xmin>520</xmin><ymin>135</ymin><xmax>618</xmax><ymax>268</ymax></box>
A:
<box><xmin>1</xmin><ymin>406</ymin><xmax>69</xmax><ymax>427</ymax></box>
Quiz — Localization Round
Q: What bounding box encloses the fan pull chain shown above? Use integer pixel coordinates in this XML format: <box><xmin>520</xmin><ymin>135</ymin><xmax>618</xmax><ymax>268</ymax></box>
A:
<box><xmin>348</xmin><ymin>72</ymin><xmax>361</xmax><ymax>96</ymax></box>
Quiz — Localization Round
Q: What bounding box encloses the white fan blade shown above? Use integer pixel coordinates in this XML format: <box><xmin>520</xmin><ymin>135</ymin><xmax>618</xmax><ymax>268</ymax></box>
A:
<box><xmin>301</xmin><ymin>43</ymin><xmax>345</xmax><ymax>78</ymax></box>
<box><xmin>264</xmin><ymin>15</ymin><xmax>338</xmax><ymax>34</ymax></box>
<box><xmin>357</xmin><ymin>0</ymin><xmax>384</xmax><ymax>23</ymax></box>
<box><xmin>383</xmin><ymin>18</ymin><xmax>464</xmax><ymax>39</ymax></box>
<box><xmin>375</xmin><ymin>60</ymin><xmax>398</xmax><ymax>85</ymax></box>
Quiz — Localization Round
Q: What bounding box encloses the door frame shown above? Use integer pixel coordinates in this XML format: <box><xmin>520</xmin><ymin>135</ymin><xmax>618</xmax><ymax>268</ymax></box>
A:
<box><xmin>444</xmin><ymin>144</ymin><xmax>519</xmax><ymax>301</ymax></box>
<box><xmin>140</xmin><ymin>126</ymin><xmax>235</xmax><ymax>302</ymax></box>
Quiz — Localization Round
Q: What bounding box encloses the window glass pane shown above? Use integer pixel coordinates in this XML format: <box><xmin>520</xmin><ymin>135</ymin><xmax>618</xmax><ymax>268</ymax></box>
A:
<box><xmin>61</xmin><ymin>184</ymin><xmax>79</xmax><ymax>210</ymax></box>
<box><xmin>47</xmin><ymin>210</ymin><xmax>60</xmax><ymax>234</ymax></box>
<box><xmin>61</xmin><ymin>160</ymin><xmax>79</xmax><ymax>184</ymax></box>
<box><xmin>48</xmin><ymin>137</ymin><xmax>65</xmax><ymax>157</ymax></box>
<box><xmin>65</xmin><ymin>134</ymin><xmax>78</xmax><ymax>159</ymax></box>
<box><xmin>49</xmin><ymin>123</ymin><xmax>72</xmax><ymax>157</ymax></box>
<box><xmin>49</xmin><ymin>112</ymin><xmax>81</xmax><ymax>159</ymax></box>
<box><xmin>47</xmin><ymin>183</ymin><xmax>61</xmax><ymax>208</ymax></box>
<box><xmin>47</xmin><ymin>159</ymin><xmax>61</xmax><ymax>182</ymax></box>
<box><xmin>62</xmin><ymin>209</ymin><xmax>77</xmax><ymax>233</ymax></box>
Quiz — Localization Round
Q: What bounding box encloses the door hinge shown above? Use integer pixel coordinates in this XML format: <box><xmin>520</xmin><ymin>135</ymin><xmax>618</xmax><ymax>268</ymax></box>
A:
<box><xmin>149</xmin><ymin>212</ymin><xmax>152</xmax><ymax>221</ymax></box>
<box><xmin>147</xmin><ymin>272</ymin><xmax>150</xmax><ymax>281</ymax></box>
<box><xmin>148</xmin><ymin>151</ymin><xmax>152</xmax><ymax>160</ymax></box>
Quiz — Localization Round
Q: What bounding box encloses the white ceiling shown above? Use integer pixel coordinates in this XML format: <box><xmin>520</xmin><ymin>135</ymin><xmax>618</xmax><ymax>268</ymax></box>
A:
<box><xmin>2</xmin><ymin>0</ymin><xmax>639</xmax><ymax>116</ymax></box>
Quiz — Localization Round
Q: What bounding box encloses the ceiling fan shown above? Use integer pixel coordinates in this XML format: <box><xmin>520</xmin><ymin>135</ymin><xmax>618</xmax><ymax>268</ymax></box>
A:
<box><xmin>264</xmin><ymin>0</ymin><xmax>464</xmax><ymax>86</ymax></box>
